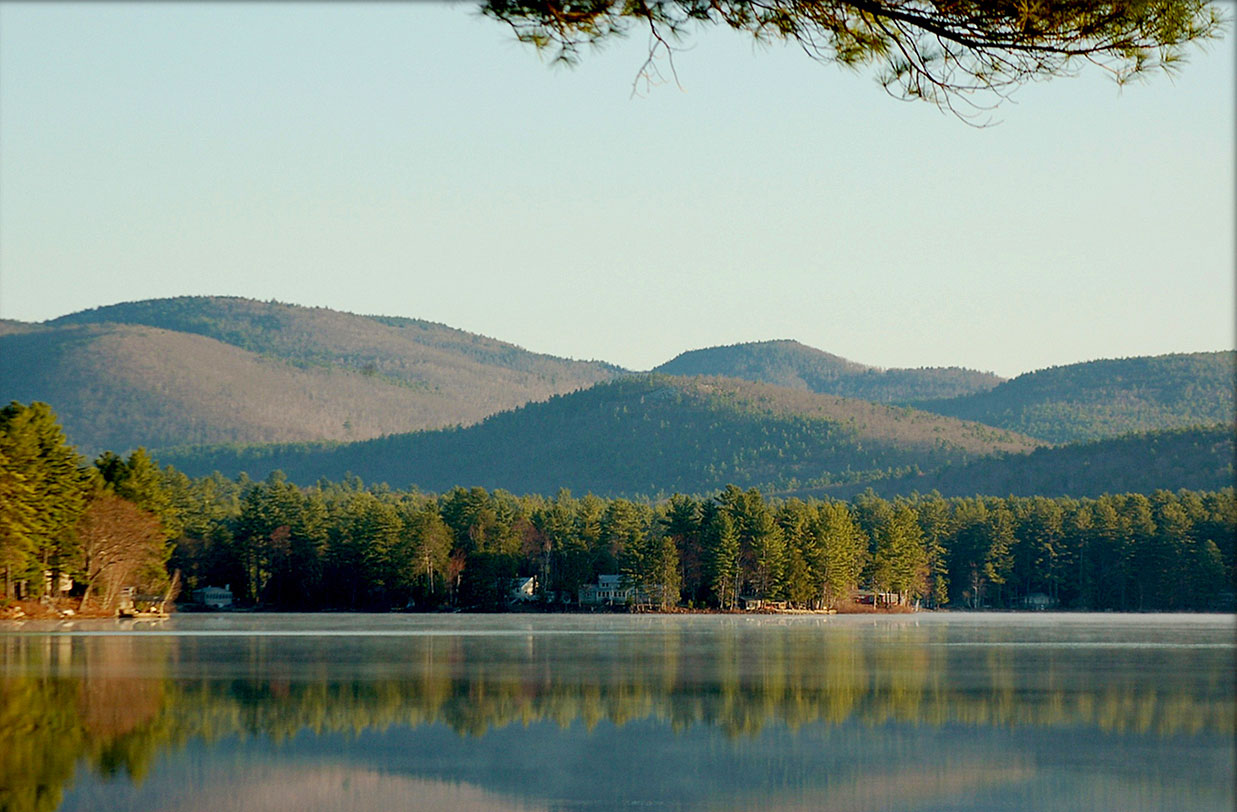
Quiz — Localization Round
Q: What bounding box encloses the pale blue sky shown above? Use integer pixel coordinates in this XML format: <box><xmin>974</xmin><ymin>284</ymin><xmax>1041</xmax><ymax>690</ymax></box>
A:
<box><xmin>1</xmin><ymin>2</ymin><xmax>1233</xmax><ymax>377</ymax></box>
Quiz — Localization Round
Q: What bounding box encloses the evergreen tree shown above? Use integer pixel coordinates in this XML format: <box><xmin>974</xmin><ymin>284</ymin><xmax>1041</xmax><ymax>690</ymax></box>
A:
<box><xmin>982</xmin><ymin>503</ymin><xmax>1017</xmax><ymax>607</ymax></box>
<box><xmin>660</xmin><ymin>494</ymin><xmax>703</xmax><ymax>605</ymax></box>
<box><xmin>0</xmin><ymin>445</ymin><xmax>37</xmax><ymax>598</ymax></box>
<box><xmin>871</xmin><ymin>504</ymin><xmax>928</xmax><ymax>605</ymax></box>
<box><xmin>912</xmin><ymin>494</ymin><xmax>953</xmax><ymax>608</ymax></box>
<box><xmin>704</xmin><ymin>506</ymin><xmax>741</xmax><ymax>610</ymax></box>
<box><xmin>748</xmin><ymin>501</ymin><xmax>786</xmax><ymax>600</ymax></box>
<box><xmin>812</xmin><ymin>500</ymin><xmax>868</xmax><ymax>609</ymax></box>
<box><xmin>482</xmin><ymin>1</ymin><xmax>1223</xmax><ymax>117</ymax></box>
<box><xmin>599</xmin><ymin>499</ymin><xmax>648</xmax><ymax>575</ymax></box>
<box><xmin>621</xmin><ymin>528</ymin><xmax>681</xmax><ymax>609</ymax></box>
<box><xmin>393</xmin><ymin>500</ymin><xmax>452</xmax><ymax>607</ymax></box>
<box><xmin>0</xmin><ymin>402</ymin><xmax>90</xmax><ymax>595</ymax></box>
<box><xmin>234</xmin><ymin>471</ymin><xmax>327</xmax><ymax>607</ymax></box>
<box><xmin>95</xmin><ymin>448</ymin><xmax>182</xmax><ymax>538</ymax></box>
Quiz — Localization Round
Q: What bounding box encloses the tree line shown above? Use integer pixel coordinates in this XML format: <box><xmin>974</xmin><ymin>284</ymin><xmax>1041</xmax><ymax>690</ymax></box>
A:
<box><xmin>1</xmin><ymin>401</ymin><xmax>1233</xmax><ymax>612</ymax></box>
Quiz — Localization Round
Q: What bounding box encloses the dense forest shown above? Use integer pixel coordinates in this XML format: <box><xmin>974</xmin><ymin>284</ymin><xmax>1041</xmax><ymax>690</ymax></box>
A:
<box><xmin>152</xmin><ymin>377</ymin><xmax>1233</xmax><ymax>500</ymax></box>
<box><xmin>3</xmin><ymin>402</ymin><xmax>1232</xmax><ymax>615</ymax></box>
<box><xmin>49</xmin><ymin>296</ymin><xmax>623</xmax><ymax>380</ymax></box>
<box><xmin>915</xmin><ymin>352</ymin><xmax>1236</xmax><ymax>443</ymax></box>
<box><xmin>163</xmin><ymin>476</ymin><xmax>1237</xmax><ymax>613</ymax></box>
<box><xmin>654</xmin><ymin>340</ymin><xmax>1003</xmax><ymax>402</ymax></box>
<box><xmin>810</xmin><ymin>425</ymin><xmax>1235</xmax><ymax>501</ymax></box>
<box><xmin>653</xmin><ymin>343</ymin><xmax>1234</xmax><ymax>444</ymax></box>
<box><xmin>2</xmin><ymin>296</ymin><xmax>619</xmax><ymax>454</ymax></box>
<box><xmin>153</xmin><ymin>375</ymin><xmax>1040</xmax><ymax>496</ymax></box>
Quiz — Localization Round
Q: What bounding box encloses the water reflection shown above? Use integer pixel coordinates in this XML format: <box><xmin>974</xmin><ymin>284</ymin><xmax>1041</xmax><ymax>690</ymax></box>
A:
<box><xmin>1</xmin><ymin>614</ymin><xmax>1232</xmax><ymax>812</ymax></box>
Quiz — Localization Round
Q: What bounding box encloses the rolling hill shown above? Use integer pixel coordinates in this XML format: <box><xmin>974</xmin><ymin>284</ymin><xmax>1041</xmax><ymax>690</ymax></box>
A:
<box><xmin>6</xmin><ymin>296</ymin><xmax>1231</xmax><ymax>489</ymax></box>
<box><xmin>913</xmin><ymin>352</ymin><xmax>1235</xmax><ymax>444</ymax></box>
<box><xmin>1</xmin><ymin>297</ymin><xmax>621</xmax><ymax>454</ymax></box>
<box><xmin>806</xmin><ymin>424</ymin><xmax>1235</xmax><ymax>501</ymax></box>
<box><xmin>152</xmin><ymin>374</ymin><xmax>1043</xmax><ymax>497</ymax></box>
<box><xmin>48</xmin><ymin>297</ymin><xmax>623</xmax><ymax>385</ymax></box>
<box><xmin>653</xmin><ymin>340</ymin><xmax>1004</xmax><ymax>402</ymax></box>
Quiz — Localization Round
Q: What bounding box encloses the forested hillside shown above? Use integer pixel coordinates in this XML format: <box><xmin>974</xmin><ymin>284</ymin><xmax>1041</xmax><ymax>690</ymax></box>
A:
<box><xmin>7</xmin><ymin>297</ymin><xmax>1231</xmax><ymax>470</ymax></box>
<box><xmin>51</xmin><ymin>297</ymin><xmax>622</xmax><ymax>384</ymax></box>
<box><xmin>3</xmin><ymin>401</ymin><xmax>1232</xmax><ymax>623</ymax></box>
<box><xmin>0</xmin><ymin>320</ymin><xmax>39</xmax><ymax>337</ymax></box>
<box><xmin>2</xmin><ymin>297</ymin><xmax>620</xmax><ymax>454</ymax></box>
<box><xmin>1</xmin><ymin>324</ymin><xmax>477</xmax><ymax>453</ymax></box>
<box><xmin>806</xmin><ymin>424</ymin><xmax>1235</xmax><ymax>501</ymax></box>
<box><xmin>654</xmin><ymin>340</ymin><xmax>1004</xmax><ymax>402</ymax></box>
<box><xmin>915</xmin><ymin>352</ymin><xmax>1235</xmax><ymax>444</ymax></box>
<box><xmin>154</xmin><ymin>375</ymin><xmax>1040</xmax><ymax>497</ymax></box>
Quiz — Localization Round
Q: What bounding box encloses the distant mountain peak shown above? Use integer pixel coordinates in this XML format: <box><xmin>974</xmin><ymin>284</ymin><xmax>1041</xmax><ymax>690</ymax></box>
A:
<box><xmin>653</xmin><ymin>340</ymin><xmax>1000</xmax><ymax>403</ymax></box>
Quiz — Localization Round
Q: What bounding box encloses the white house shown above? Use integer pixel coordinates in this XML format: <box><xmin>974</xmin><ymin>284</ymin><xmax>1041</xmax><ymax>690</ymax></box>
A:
<box><xmin>579</xmin><ymin>574</ymin><xmax>633</xmax><ymax>606</ymax></box>
<box><xmin>193</xmin><ymin>585</ymin><xmax>234</xmax><ymax>609</ymax></box>
<box><xmin>510</xmin><ymin>576</ymin><xmax>537</xmax><ymax>602</ymax></box>
<box><xmin>1019</xmin><ymin>592</ymin><xmax>1057</xmax><ymax>611</ymax></box>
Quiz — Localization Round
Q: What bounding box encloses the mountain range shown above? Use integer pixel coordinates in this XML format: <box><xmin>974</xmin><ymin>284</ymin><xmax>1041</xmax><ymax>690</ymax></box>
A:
<box><xmin>2</xmin><ymin>297</ymin><xmax>619</xmax><ymax>453</ymax></box>
<box><xmin>2</xmin><ymin>296</ymin><xmax>1232</xmax><ymax>498</ymax></box>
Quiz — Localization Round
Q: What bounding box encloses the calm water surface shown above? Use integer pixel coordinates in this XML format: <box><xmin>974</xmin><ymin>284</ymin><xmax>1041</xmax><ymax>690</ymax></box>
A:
<box><xmin>1</xmin><ymin>613</ymin><xmax>1232</xmax><ymax>812</ymax></box>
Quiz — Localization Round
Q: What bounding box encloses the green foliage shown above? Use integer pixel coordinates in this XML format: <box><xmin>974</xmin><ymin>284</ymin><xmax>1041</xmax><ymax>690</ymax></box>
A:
<box><xmin>916</xmin><ymin>352</ymin><xmax>1235</xmax><ymax>444</ymax></box>
<box><xmin>655</xmin><ymin>340</ymin><xmax>1001</xmax><ymax>402</ymax></box>
<box><xmin>621</xmin><ymin>528</ymin><xmax>681</xmax><ymax>610</ymax></box>
<box><xmin>483</xmin><ymin>0</ymin><xmax>1225</xmax><ymax>118</ymax></box>
<box><xmin>163</xmin><ymin>470</ymin><xmax>1237</xmax><ymax>613</ymax></box>
<box><xmin>96</xmin><ymin>448</ymin><xmax>181</xmax><ymax>538</ymax></box>
<box><xmin>4</xmin><ymin>401</ymin><xmax>1232</xmax><ymax>614</ymax></box>
<box><xmin>871</xmin><ymin>505</ymin><xmax>928</xmax><ymax>603</ymax></box>
<box><xmin>0</xmin><ymin>443</ymin><xmax>38</xmax><ymax>589</ymax></box>
<box><xmin>63</xmin><ymin>440</ymin><xmax>1237</xmax><ymax>614</ymax></box>
<box><xmin>155</xmin><ymin>375</ymin><xmax>1040</xmax><ymax>498</ymax></box>
<box><xmin>812</xmin><ymin>500</ymin><xmax>868</xmax><ymax>608</ymax></box>
<box><xmin>704</xmin><ymin>507</ymin><xmax>741</xmax><ymax>610</ymax></box>
<box><xmin>659</xmin><ymin>493</ymin><xmax>705</xmax><ymax>604</ymax></box>
<box><xmin>0</xmin><ymin>401</ymin><xmax>90</xmax><ymax>589</ymax></box>
<box><xmin>395</xmin><ymin>501</ymin><xmax>453</xmax><ymax>607</ymax></box>
<box><xmin>820</xmin><ymin>424</ymin><xmax>1235</xmax><ymax>501</ymax></box>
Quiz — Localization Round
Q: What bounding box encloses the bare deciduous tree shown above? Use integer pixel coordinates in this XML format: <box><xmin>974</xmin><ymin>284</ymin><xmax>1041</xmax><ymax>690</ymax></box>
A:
<box><xmin>76</xmin><ymin>493</ymin><xmax>168</xmax><ymax>611</ymax></box>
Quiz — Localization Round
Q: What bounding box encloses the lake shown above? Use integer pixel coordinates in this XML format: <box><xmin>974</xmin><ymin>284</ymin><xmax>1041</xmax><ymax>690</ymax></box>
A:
<box><xmin>1</xmin><ymin>613</ymin><xmax>1232</xmax><ymax>812</ymax></box>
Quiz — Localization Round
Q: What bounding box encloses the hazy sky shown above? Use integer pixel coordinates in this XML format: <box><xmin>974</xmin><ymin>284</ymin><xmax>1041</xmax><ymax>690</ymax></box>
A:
<box><xmin>1</xmin><ymin>2</ymin><xmax>1233</xmax><ymax>377</ymax></box>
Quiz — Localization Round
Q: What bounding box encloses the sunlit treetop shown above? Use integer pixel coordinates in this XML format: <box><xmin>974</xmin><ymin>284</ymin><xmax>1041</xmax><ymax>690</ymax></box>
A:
<box><xmin>479</xmin><ymin>0</ymin><xmax>1227</xmax><ymax>119</ymax></box>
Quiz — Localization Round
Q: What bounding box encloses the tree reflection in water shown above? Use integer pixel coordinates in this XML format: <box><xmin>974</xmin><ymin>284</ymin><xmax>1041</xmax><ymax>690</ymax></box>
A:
<box><xmin>1</xmin><ymin>614</ymin><xmax>1232</xmax><ymax>812</ymax></box>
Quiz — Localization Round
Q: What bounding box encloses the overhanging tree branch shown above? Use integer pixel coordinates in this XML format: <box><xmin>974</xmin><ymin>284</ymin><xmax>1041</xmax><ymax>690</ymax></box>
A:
<box><xmin>478</xmin><ymin>1</ymin><xmax>1227</xmax><ymax>118</ymax></box>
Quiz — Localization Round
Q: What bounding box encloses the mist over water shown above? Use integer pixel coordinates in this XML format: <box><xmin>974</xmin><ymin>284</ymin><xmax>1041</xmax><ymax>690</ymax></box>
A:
<box><xmin>2</xmin><ymin>613</ymin><xmax>1232</xmax><ymax>812</ymax></box>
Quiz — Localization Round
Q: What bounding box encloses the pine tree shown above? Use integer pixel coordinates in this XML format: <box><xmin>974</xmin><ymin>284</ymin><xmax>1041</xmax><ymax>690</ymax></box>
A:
<box><xmin>872</xmin><ymin>504</ymin><xmax>927</xmax><ymax>605</ymax></box>
<box><xmin>0</xmin><ymin>402</ymin><xmax>90</xmax><ymax>595</ymax></box>
<box><xmin>705</xmin><ymin>509</ymin><xmax>741</xmax><ymax>610</ymax></box>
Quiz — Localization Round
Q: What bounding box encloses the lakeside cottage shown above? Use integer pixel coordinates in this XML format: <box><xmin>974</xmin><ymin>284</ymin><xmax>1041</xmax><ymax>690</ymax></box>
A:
<box><xmin>579</xmin><ymin>574</ymin><xmax>631</xmax><ymax>606</ymax></box>
<box><xmin>192</xmin><ymin>585</ymin><xmax>234</xmax><ymax>609</ymax></box>
<box><xmin>1019</xmin><ymin>592</ymin><xmax>1057</xmax><ymax>611</ymax></box>
<box><xmin>510</xmin><ymin>576</ymin><xmax>537</xmax><ymax>602</ymax></box>
<box><xmin>853</xmin><ymin>590</ymin><xmax>903</xmax><ymax>607</ymax></box>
